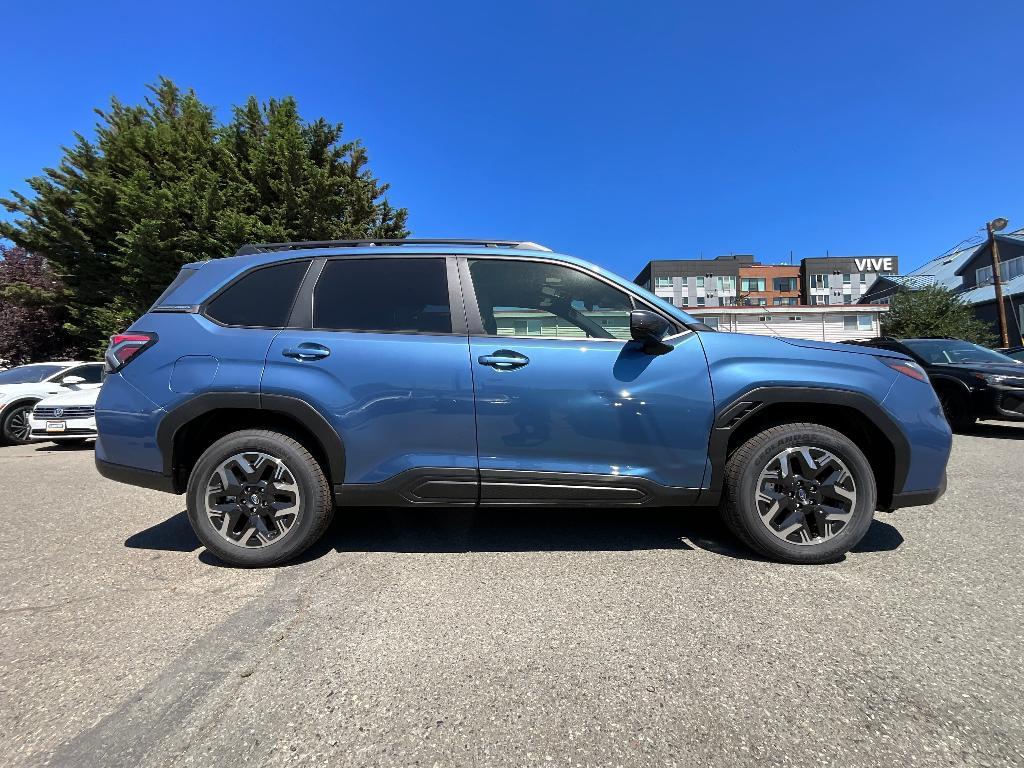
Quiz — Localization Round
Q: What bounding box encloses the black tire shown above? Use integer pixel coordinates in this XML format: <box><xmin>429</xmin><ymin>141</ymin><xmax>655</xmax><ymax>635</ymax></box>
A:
<box><xmin>186</xmin><ymin>430</ymin><xmax>334</xmax><ymax>567</ymax></box>
<box><xmin>937</xmin><ymin>388</ymin><xmax>975</xmax><ymax>432</ymax></box>
<box><xmin>721</xmin><ymin>423</ymin><xmax>877</xmax><ymax>564</ymax></box>
<box><xmin>1</xmin><ymin>403</ymin><xmax>37</xmax><ymax>446</ymax></box>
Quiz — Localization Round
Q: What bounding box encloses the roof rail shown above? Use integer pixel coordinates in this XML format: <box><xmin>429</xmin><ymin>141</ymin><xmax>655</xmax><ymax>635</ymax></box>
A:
<box><xmin>234</xmin><ymin>238</ymin><xmax>553</xmax><ymax>256</ymax></box>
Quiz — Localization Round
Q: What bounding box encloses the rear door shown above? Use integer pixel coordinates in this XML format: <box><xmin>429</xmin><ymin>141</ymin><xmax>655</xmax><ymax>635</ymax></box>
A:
<box><xmin>262</xmin><ymin>256</ymin><xmax>478</xmax><ymax>503</ymax></box>
<box><xmin>462</xmin><ymin>256</ymin><xmax>714</xmax><ymax>504</ymax></box>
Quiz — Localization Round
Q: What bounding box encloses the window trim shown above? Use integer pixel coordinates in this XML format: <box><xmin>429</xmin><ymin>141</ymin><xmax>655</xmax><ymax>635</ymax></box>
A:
<box><xmin>200</xmin><ymin>258</ymin><xmax>313</xmax><ymax>330</ymax></box>
<box><xmin>457</xmin><ymin>255</ymin><xmax>684</xmax><ymax>342</ymax></box>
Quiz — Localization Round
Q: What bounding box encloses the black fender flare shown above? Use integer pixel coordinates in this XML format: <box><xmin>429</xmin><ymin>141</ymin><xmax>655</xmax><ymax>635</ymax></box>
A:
<box><xmin>156</xmin><ymin>392</ymin><xmax>345</xmax><ymax>486</ymax></box>
<box><xmin>702</xmin><ymin>385</ymin><xmax>910</xmax><ymax>501</ymax></box>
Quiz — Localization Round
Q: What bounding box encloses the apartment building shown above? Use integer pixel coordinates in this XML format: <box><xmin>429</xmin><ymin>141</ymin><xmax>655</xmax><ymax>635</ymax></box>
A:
<box><xmin>799</xmin><ymin>256</ymin><xmax>899</xmax><ymax>305</ymax></box>
<box><xmin>634</xmin><ymin>255</ymin><xmax>755</xmax><ymax>308</ymax></box>
<box><xmin>737</xmin><ymin>264</ymin><xmax>801</xmax><ymax>306</ymax></box>
<box><xmin>636</xmin><ymin>255</ymin><xmax>896</xmax><ymax>308</ymax></box>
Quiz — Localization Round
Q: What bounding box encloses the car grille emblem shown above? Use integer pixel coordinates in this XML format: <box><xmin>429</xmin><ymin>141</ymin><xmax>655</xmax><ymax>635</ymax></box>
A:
<box><xmin>54</xmin><ymin>408</ymin><xmax>64</xmax><ymax>418</ymax></box>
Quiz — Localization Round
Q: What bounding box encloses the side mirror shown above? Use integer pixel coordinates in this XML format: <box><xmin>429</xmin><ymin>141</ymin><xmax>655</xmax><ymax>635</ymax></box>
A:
<box><xmin>630</xmin><ymin>310</ymin><xmax>672</xmax><ymax>344</ymax></box>
<box><xmin>61</xmin><ymin>375</ymin><xmax>86</xmax><ymax>386</ymax></box>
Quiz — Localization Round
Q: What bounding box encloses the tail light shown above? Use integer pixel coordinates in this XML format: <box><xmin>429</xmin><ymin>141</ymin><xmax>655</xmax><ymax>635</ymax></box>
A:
<box><xmin>882</xmin><ymin>358</ymin><xmax>928</xmax><ymax>382</ymax></box>
<box><xmin>105</xmin><ymin>332</ymin><xmax>158</xmax><ymax>372</ymax></box>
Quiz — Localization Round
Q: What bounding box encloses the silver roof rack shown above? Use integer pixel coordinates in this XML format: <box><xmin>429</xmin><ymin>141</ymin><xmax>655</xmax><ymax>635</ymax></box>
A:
<box><xmin>234</xmin><ymin>239</ymin><xmax>553</xmax><ymax>256</ymax></box>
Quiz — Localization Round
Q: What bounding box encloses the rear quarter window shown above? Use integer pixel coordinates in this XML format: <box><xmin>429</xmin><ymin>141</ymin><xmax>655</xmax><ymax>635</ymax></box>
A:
<box><xmin>205</xmin><ymin>261</ymin><xmax>310</xmax><ymax>327</ymax></box>
<box><xmin>150</xmin><ymin>268</ymin><xmax>198</xmax><ymax>310</ymax></box>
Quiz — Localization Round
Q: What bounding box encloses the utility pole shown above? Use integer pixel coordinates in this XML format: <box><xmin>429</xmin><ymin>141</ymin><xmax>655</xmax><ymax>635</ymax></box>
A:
<box><xmin>986</xmin><ymin>218</ymin><xmax>1010</xmax><ymax>348</ymax></box>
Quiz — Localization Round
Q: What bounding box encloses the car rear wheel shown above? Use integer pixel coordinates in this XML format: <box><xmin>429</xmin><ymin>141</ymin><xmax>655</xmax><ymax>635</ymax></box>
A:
<box><xmin>1</xmin><ymin>404</ymin><xmax>36</xmax><ymax>445</ymax></box>
<box><xmin>186</xmin><ymin>430</ymin><xmax>334</xmax><ymax>567</ymax></box>
<box><xmin>721</xmin><ymin>423</ymin><xmax>877</xmax><ymax>564</ymax></box>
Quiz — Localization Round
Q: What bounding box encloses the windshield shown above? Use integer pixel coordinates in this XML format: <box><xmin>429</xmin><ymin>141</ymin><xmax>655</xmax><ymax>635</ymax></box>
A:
<box><xmin>0</xmin><ymin>364</ymin><xmax>67</xmax><ymax>384</ymax></box>
<box><xmin>901</xmin><ymin>339</ymin><xmax>1022</xmax><ymax>366</ymax></box>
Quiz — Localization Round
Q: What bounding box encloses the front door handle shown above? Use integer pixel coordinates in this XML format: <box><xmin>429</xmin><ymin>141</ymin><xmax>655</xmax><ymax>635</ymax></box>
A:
<box><xmin>282</xmin><ymin>342</ymin><xmax>331</xmax><ymax>361</ymax></box>
<box><xmin>478</xmin><ymin>350</ymin><xmax>530</xmax><ymax>370</ymax></box>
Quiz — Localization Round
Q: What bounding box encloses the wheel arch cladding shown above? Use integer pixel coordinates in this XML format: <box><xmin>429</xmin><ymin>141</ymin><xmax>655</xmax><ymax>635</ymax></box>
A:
<box><xmin>158</xmin><ymin>393</ymin><xmax>345</xmax><ymax>494</ymax></box>
<box><xmin>707</xmin><ymin>387</ymin><xmax>907</xmax><ymax>510</ymax></box>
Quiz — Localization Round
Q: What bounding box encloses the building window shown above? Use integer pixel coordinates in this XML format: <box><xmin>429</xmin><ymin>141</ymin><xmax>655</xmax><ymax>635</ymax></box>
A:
<box><xmin>844</xmin><ymin>315</ymin><xmax>873</xmax><ymax>331</ymax></box>
<box><xmin>843</xmin><ymin>273</ymin><xmax>851</xmax><ymax>285</ymax></box>
<box><xmin>979</xmin><ymin>256</ymin><xmax>1024</xmax><ymax>285</ymax></box>
<box><xmin>811</xmin><ymin>274</ymin><xmax>829</xmax><ymax>290</ymax></box>
<box><xmin>682</xmin><ymin>296</ymin><xmax>689</xmax><ymax>306</ymax></box>
<box><xmin>697</xmin><ymin>296</ymin><xmax>706</xmax><ymax>306</ymax></box>
<box><xmin>859</xmin><ymin>273</ymin><xmax>867</xmax><ymax>285</ymax></box>
<box><xmin>757</xmin><ymin>315</ymin><xmax>770</xmax><ymax>322</ymax></box>
<box><xmin>773</xmin><ymin>277</ymin><xmax>798</xmax><ymax>292</ymax></box>
<box><xmin>717</xmin><ymin>276</ymin><xmax>736</xmax><ymax>292</ymax></box>
<box><xmin>655</xmin><ymin>277</ymin><xmax>673</xmax><ymax>289</ymax></box>
<box><xmin>740</xmin><ymin>277</ymin><xmax>766</xmax><ymax>292</ymax></box>
<box><xmin>788</xmin><ymin>315</ymin><xmax>803</xmax><ymax>321</ymax></box>
<box><xmin>772</xmin><ymin>297</ymin><xmax>797</xmax><ymax>306</ymax></box>
<box><xmin>720</xmin><ymin>296</ymin><xmax>737</xmax><ymax>306</ymax></box>
<box><xmin>696</xmin><ymin>276</ymin><xmax>705</xmax><ymax>288</ymax></box>
<box><xmin>704</xmin><ymin>316</ymin><xmax>720</xmax><ymax>329</ymax></box>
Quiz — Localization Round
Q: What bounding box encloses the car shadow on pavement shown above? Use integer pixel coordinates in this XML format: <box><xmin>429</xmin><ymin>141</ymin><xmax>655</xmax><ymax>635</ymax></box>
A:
<box><xmin>33</xmin><ymin>441</ymin><xmax>95</xmax><ymax>452</ymax></box>
<box><xmin>965</xmin><ymin>423</ymin><xmax>1024</xmax><ymax>440</ymax></box>
<box><xmin>125</xmin><ymin>508</ymin><xmax>904</xmax><ymax>566</ymax></box>
<box><xmin>125</xmin><ymin>511</ymin><xmax>202</xmax><ymax>552</ymax></box>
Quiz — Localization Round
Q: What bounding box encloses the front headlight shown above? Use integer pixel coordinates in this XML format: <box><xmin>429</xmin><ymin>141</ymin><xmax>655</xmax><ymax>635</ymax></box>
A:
<box><xmin>976</xmin><ymin>373</ymin><xmax>1024</xmax><ymax>388</ymax></box>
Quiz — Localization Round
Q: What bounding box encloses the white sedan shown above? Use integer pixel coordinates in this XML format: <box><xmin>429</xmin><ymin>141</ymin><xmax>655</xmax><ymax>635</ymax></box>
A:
<box><xmin>0</xmin><ymin>361</ymin><xmax>104</xmax><ymax>444</ymax></box>
<box><xmin>29</xmin><ymin>387</ymin><xmax>100</xmax><ymax>445</ymax></box>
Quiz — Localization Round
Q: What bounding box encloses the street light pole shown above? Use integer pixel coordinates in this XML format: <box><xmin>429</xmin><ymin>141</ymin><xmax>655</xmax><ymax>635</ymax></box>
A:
<box><xmin>986</xmin><ymin>218</ymin><xmax>1011</xmax><ymax>348</ymax></box>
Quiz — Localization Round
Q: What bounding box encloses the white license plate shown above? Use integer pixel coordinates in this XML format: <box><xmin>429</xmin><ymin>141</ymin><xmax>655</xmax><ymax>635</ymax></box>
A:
<box><xmin>46</xmin><ymin>421</ymin><xmax>67</xmax><ymax>433</ymax></box>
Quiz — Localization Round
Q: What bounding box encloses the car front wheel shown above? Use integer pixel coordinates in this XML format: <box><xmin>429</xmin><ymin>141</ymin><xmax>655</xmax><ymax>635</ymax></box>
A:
<box><xmin>1</xmin><ymin>404</ymin><xmax>36</xmax><ymax>445</ymax></box>
<box><xmin>186</xmin><ymin>430</ymin><xmax>334</xmax><ymax>567</ymax></box>
<box><xmin>721</xmin><ymin>423</ymin><xmax>877</xmax><ymax>564</ymax></box>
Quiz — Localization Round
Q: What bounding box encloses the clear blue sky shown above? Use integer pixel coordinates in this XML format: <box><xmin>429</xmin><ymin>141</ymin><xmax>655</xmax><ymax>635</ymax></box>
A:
<box><xmin>3</xmin><ymin>0</ymin><xmax>1022</xmax><ymax>278</ymax></box>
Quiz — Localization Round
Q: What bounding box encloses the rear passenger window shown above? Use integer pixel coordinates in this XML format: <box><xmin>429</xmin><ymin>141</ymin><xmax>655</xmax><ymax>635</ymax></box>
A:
<box><xmin>205</xmin><ymin>261</ymin><xmax>309</xmax><ymax>327</ymax></box>
<box><xmin>314</xmin><ymin>258</ymin><xmax>452</xmax><ymax>334</ymax></box>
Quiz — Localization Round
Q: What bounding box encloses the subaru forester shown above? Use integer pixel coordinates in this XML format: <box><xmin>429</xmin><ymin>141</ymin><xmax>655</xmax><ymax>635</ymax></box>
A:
<box><xmin>95</xmin><ymin>239</ymin><xmax>951</xmax><ymax>566</ymax></box>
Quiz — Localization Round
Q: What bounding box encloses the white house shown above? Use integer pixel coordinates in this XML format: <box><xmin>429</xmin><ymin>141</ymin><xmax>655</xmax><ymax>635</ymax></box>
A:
<box><xmin>687</xmin><ymin>304</ymin><xmax>888</xmax><ymax>343</ymax></box>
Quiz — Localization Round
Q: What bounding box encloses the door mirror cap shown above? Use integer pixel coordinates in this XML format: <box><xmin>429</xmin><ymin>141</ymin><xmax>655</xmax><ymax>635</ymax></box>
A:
<box><xmin>630</xmin><ymin>310</ymin><xmax>672</xmax><ymax>344</ymax></box>
<box><xmin>61</xmin><ymin>375</ymin><xmax>86</xmax><ymax>386</ymax></box>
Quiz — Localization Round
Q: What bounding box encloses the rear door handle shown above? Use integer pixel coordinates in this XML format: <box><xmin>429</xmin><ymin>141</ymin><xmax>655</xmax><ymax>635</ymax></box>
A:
<box><xmin>477</xmin><ymin>350</ymin><xmax>529</xmax><ymax>370</ymax></box>
<box><xmin>282</xmin><ymin>343</ymin><xmax>331</xmax><ymax>361</ymax></box>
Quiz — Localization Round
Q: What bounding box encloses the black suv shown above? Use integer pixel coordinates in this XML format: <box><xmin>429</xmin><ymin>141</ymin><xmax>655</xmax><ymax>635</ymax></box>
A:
<box><xmin>845</xmin><ymin>337</ymin><xmax>1024</xmax><ymax>431</ymax></box>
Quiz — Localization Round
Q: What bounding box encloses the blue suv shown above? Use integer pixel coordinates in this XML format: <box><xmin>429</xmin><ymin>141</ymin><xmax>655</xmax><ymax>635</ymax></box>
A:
<box><xmin>95</xmin><ymin>239</ymin><xmax>952</xmax><ymax>566</ymax></box>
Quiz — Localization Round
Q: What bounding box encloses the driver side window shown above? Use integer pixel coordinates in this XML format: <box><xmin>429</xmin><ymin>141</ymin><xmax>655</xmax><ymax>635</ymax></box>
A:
<box><xmin>468</xmin><ymin>259</ymin><xmax>634</xmax><ymax>340</ymax></box>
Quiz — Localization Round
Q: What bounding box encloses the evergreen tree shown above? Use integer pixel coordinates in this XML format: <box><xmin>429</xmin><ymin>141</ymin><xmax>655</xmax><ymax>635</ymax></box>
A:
<box><xmin>881</xmin><ymin>285</ymin><xmax>996</xmax><ymax>345</ymax></box>
<box><xmin>1</xmin><ymin>78</ymin><xmax>408</xmax><ymax>357</ymax></box>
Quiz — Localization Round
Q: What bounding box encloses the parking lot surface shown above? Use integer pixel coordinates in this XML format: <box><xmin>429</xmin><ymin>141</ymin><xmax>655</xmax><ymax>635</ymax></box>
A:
<box><xmin>2</xmin><ymin>425</ymin><xmax>1023</xmax><ymax>768</ymax></box>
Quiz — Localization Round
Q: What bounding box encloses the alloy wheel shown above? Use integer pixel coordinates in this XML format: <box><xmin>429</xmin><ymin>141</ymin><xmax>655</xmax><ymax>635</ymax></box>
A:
<box><xmin>205</xmin><ymin>452</ymin><xmax>302</xmax><ymax>548</ymax></box>
<box><xmin>7</xmin><ymin>406</ymin><xmax>33</xmax><ymax>443</ymax></box>
<box><xmin>755</xmin><ymin>446</ymin><xmax>857</xmax><ymax>546</ymax></box>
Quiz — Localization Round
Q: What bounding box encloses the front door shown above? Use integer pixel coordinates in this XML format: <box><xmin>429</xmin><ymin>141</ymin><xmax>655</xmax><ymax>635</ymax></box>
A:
<box><xmin>263</xmin><ymin>256</ymin><xmax>478</xmax><ymax>503</ymax></box>
<box><xmin>462</xmin><ymin>257</ymin><xmax>714</xmax><ymax>504</ymax></box>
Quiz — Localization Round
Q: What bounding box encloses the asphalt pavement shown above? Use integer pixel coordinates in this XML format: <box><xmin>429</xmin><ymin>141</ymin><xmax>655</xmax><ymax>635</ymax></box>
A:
<box><xmin>1</xmin><ymin>424</ymin><xmax>1022</xmax><ymax>768</ymax></box>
